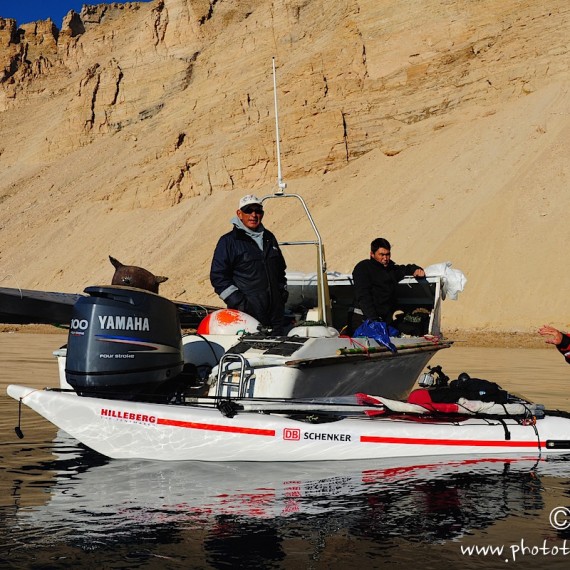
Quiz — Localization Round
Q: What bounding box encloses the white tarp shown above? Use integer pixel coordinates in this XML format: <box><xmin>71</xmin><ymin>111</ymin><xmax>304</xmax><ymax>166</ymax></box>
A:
<box><xmin>424</xmin><ymin>261</ymin><xmax>467</xmax><ymax>300</ymax></box>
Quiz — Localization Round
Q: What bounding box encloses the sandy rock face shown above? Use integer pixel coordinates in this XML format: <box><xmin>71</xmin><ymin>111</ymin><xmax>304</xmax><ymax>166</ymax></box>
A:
<box><xmin>0</xmin><ymin>18</ymin><xmax>58</xmax><ymax>105</ymax></box>
<box><xmin>0</xmin><ymin>0</ymin><xmax>569</xmax><ymax>332</ymax></box>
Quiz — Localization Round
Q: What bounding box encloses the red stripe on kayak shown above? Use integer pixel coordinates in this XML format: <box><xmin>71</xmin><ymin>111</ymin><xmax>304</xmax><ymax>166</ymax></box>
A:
<box><xmin>157</xmin><ymin>417</ymin><xmax>275</xmax><ymax>436</ymax></box>
<box><xmin>360</xmin><ymin>435</ymin><xmax>539</xmax><ymax>447</ymax></box>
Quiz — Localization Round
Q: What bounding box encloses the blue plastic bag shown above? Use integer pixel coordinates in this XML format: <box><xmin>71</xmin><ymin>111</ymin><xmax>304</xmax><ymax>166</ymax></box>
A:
<box><xmin>353</xmin><ymin>319</ymin><xmax>398</xmax><ymax>353</ymax></box>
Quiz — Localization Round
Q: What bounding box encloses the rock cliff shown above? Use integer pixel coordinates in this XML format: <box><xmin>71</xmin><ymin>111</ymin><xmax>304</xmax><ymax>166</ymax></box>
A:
<box><xmin>0</xmin><ymin>0</ymin><xmax>569</xmax><ymax>332</ymax></box>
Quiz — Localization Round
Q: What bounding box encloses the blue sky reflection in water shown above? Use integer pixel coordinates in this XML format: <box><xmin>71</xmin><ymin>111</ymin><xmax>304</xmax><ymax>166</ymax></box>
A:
<box><xmin>0</xmin><ymin>1</ymin><xmax>153</xmax><ymax>28</ymax></box>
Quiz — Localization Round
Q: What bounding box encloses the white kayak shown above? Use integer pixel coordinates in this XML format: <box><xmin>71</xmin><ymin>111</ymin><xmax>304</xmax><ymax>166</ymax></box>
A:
<box><xmin>7</xmin><ymin>384</ymin><xmax>570</xmax><ymax>462</ymax></box>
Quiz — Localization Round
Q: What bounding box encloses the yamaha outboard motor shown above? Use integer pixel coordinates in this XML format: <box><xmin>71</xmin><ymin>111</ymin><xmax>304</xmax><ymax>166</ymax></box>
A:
<box><xmin>65</xmin><ymin>286</ymin><xmax>183</xmax><ymax>398</ymax></box>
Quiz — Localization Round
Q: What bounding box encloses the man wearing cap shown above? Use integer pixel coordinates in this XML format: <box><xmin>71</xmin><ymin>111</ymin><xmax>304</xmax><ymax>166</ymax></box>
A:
<box><xmin>210</xmin><ymin>195</ymin><xmax>288</xmax><ymax>334</ymax></box>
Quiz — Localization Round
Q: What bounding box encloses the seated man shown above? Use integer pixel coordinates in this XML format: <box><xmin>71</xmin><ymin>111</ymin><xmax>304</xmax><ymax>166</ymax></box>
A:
<box><xmin>348</xmin><ymin>237</ymin><xmax>425</xmax><ymax>335</ymax></box>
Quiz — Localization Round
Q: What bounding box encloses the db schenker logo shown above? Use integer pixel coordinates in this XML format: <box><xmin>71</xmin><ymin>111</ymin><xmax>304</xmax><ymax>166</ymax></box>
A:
<box><xmin>283</xmin><ymin>428</ymin><xmax>301</xmax><ymax>440</ymax></box>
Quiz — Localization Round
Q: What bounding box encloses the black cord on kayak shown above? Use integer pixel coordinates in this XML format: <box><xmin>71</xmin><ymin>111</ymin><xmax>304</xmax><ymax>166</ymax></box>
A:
<box><xmin>14</xmin><ymin>398</ymin><xmax>24</xmax><ymax>439</ymax></box>
<box><xmin>498</xmin><ymin>418</ymin><xmax>511</xmax><ymax>440</ymax></box>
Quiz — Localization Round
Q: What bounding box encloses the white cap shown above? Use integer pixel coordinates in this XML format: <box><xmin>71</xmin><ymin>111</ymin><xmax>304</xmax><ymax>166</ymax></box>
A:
<box><xmin>238</xmin><ymin>194</ymin><xmax>262</xmax><ymax>210</ymax></box>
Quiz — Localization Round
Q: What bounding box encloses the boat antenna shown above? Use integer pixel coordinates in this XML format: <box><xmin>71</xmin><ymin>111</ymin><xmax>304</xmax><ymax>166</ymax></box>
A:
<box><xmin>272</xmin><ymin>57</ymin><xmax>287</xmax><ymax>195</ymax></box>
<box><xmin>265</xmin><ymin>58</ymin><xmax>333</xmax><ymax>325</ymax></box>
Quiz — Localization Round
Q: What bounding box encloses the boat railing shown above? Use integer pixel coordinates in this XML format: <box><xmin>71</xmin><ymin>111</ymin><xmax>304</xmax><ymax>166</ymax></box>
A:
<box><xmin>214</xmin><ymin>353</ymin><xmax>256</xmax><ymax>399</ymax></box>
<box><xmin>263</xmin><ymin>192</ymin><xmax>332</xmax><ymax>327</ymax></box>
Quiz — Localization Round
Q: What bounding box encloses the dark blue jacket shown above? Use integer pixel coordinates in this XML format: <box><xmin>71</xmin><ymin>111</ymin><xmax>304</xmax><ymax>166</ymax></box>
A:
<box><xmin>210</xmin><ymin>225</ymin><xmax>287</xmax><ymax>331</ymax></box>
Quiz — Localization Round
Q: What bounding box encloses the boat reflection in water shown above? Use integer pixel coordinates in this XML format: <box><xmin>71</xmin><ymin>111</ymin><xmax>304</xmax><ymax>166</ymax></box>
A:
<box><xmin>13</xmin><ymin>432</ymin><xmax>570</xmax><ymax>557</ymax></box>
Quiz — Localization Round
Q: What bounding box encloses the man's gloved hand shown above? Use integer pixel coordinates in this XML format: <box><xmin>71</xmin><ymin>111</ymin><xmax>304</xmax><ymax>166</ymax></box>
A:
<box><xmin>226</xmin><ymin>290</ymin><xmax>246</xmax><ymax>311</ymax></box>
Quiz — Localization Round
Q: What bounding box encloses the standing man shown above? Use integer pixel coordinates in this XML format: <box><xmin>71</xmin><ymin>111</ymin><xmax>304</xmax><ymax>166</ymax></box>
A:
<box><xmin>210</xmin><ymin>195</ymin><xmax>288</xmax><ymax>334</ymax></box>
<box><xmin>348</xmin><ymin>237</ymin><xmax>425</xmax><ymax>335</ymax></box>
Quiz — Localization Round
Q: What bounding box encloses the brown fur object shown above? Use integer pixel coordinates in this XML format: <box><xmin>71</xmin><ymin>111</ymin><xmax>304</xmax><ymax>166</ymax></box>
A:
<box><xmin>109</xmin><ymin>256</ymin><xmax>168</xmax><ymax>293</ymax></box>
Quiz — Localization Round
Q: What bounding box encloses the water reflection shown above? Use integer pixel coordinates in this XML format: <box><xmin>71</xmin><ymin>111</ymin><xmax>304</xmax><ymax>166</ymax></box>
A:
<box><xmin>7</xmin><ymin>432</ymin><xmax>570</xmax><ymax>557</ymax></box>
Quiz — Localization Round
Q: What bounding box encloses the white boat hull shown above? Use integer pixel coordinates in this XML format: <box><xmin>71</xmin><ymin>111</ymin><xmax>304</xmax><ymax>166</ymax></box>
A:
<box><xmin>8</xmin><ymin>384</ymin><xmax>570</xmax><ymax>462</ymax></box>
<box><xmin>182</xmin><ymin>333</ymin><xmax>450</xmax><ymax>400</ymax></box>
<box><xmin>243</xmin><ymin>349</ymin><xmax>438</xmax><ymax>399</ymax></box>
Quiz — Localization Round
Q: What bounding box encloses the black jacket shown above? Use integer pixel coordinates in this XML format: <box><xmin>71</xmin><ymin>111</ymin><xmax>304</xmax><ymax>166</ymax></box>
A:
<box><xmin>352</xmin><ymin>257</ymin><xmax>421</xmax><ymax>322</ymax></box>
<box><xmin>210</xmin><ymin>225</ymin><xmax>287</xmax><ymax>330</ymax></box>
<box><xmin>556</xmin><ymin>333</ymin><xmax>570</xmax><ymax>365</ymax></box>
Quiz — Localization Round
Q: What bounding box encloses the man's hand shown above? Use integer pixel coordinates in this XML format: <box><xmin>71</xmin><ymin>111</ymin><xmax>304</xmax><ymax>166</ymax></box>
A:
<box><xmin>538</xmin><ymin>324</ymin><xmax>563</xmax><ymax>345</ymax></box>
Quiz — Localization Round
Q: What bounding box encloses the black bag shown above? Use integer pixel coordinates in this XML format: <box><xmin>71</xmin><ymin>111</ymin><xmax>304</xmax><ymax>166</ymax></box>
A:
<box><xmin>429</xmin><ymin>376</ymin><xmax>509</xmax><ymax>404</ymax></box>
<box><xmin>394</xmin><ymin>309</ymin><xmax>430</xmax><ymax>336</ymax></box>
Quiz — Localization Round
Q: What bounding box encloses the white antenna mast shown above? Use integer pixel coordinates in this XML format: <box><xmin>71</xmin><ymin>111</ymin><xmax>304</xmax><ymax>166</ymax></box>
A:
<box><xmin>272</xmin><ymin>57</ymin><xmax>287</xmax><ymax>194</ymax></box>
<box><xmin>265</xmin><ymin>58</ymin><xmax>332</xmax><ymax>325</ymax></box>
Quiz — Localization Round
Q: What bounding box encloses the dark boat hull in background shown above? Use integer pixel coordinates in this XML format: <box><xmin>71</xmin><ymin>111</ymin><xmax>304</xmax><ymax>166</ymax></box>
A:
<box><xmin>0</xmin><ymin>286</ymin><xmax>219</xmax><ymax>329</ymax></box>
<box><xmin>0</xmin><ymin>287</ymin><xmax>82</xmax><ymax>326</ymax></box>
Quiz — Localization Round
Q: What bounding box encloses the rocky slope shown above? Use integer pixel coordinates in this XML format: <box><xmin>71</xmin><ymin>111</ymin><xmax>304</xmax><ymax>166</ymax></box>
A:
<box><xmin>0</xmin><ymin>0</ymin><xmax>569</xmax><ymax>332</ymax></box>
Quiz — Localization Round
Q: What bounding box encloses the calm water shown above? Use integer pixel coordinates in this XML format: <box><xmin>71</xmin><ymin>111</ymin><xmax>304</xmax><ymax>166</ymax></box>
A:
<box><xmin>1</xmin><ymin>333</ymin><xmax>570</xmax><ymax>569</ymax></box>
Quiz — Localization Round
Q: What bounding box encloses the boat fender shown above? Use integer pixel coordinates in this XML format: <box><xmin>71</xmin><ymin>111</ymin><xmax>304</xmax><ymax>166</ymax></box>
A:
<box><xmin>287</xmin><ymin>325</ymin><xmax>339</xmax><ymax>338</ymax></box>
<box><xmin>197</xmin><ymin>309</ymin><xmax>261</xmax><ymax>335</ymax></box>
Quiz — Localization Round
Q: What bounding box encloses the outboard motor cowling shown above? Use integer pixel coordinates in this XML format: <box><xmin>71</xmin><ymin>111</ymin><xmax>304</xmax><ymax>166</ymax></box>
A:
<box><xmin>65</xmin><ymin>286</ymin><xmax>183</xmax><ymax>398</ymax></box>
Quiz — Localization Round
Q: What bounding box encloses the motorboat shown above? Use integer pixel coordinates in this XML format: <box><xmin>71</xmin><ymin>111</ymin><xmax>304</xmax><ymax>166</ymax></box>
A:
<box><xmin>180</xmin><ymin>267</ymin><xmax>454</xmax><ymax>400</ymax></box>
<box><xmin>4</xmin><ymin>190</ymin><xmax>485</xmax><ymax>465</ymax></box>
<box><xmin>50</xmin><ymin>276</ymin><xmax>452</xmax><ymax>401</ymax></box>
<box><xmin>5</xmin><ymin>174</ymin><xmax>567</xmax><ymax>466</ymax></box>
<box><xmin>7</xmin><ymin>278</ymin><xmax>568</xmax><ymax>464</ymax></box>
<box><xmin>42</xmin><ymin>188</ymin><xmax>459</xmax><ymax>403</ymax></box>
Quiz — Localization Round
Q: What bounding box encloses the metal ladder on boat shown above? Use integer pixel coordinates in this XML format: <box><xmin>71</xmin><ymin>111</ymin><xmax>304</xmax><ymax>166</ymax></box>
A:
<box><xmin>215</xmin><ymin>353</ymin><xmax>255</xmax><ymax>399</ymax></box>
